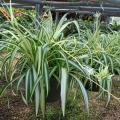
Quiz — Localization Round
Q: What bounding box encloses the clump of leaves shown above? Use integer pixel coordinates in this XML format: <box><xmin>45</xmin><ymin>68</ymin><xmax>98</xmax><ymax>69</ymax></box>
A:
<box><xmin>0</xmin><ymin>11</ymin><xmax>89</xmax><ymax>118</ymax></box>
<box><xmin>96</xmin><ymin>66</ymin><xmax>113</xmax><ymax>104</ymax></box>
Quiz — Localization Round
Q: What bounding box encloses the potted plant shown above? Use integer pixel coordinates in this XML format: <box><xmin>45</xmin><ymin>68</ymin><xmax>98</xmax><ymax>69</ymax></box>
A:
<box><xmin>0</xmin><ymin>12</ymin><xmax>89</xmax><ymax>118</ymax></box>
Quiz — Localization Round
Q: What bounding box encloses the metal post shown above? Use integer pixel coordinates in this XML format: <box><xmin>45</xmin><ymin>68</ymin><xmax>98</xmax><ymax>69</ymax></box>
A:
<box><xmin>106</xmin><ymin>16</ymin><xmax>110</xmax><ymax>29</ymax></box>
<box><xmin>55</xmin><ymin>12</ymin><xmax>59</xmax><ymax>25</ymax></box>
<box><xmin>35</xmin><ymin>2</ymin><xmax>43</xmax><ymax>29</ymax></box>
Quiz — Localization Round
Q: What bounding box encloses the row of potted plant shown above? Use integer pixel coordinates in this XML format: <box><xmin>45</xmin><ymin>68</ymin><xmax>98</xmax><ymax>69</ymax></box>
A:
<box><xmin>0</xmin><ymin>10</ymin><xmax>119</xmax><ymax>118</ymax></box>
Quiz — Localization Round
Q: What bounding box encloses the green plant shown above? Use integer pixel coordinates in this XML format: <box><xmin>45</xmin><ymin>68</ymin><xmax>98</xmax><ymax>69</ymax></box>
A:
<box><xmin>73</xmin><ymin>13</ymin><xmax>119</xmax><ymax>103</ymax></box>
<box><xmin>0</xmin><ymin>11</ymin><xmax>89</xmax><ymax>118</ymax></box>
<box><xmin>95</xmin><ymin>66</ymin><xmax>113</xmax><ymax>104</ymax></box>
<box><xmin>0</xmin><ymin>7</ymin><xmax>120</xmax><ymax>118</ymax></box>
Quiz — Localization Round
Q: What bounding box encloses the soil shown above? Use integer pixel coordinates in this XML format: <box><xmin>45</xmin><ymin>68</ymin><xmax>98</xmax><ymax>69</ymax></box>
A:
<box><xmin>0</xmin><ymin>76</ymin><xmax>120</xmax><ymax>120</ymax></box>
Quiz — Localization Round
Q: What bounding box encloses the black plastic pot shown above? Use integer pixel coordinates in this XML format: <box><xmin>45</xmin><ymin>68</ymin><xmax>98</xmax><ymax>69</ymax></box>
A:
<box><xmin>85</xmin><ymin>81</ymin><xmax>99</xmax><ymax>92</ymax></box>
<box><xmin>46</xmin><ymin>78</ymin><xmax>60</xmax><ymax>103</ymax></box>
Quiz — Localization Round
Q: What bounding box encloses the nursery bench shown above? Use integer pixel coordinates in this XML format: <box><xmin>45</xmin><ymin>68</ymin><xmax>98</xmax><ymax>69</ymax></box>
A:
<box><xmin>1</xmin><ymin>0</ymin><xmax>120</xmax><ymax>14</ymax></box>
<box><xmin>1</xmin><ymin>0</ymin><xmax>120</xmax><ymax>24</ymax></box>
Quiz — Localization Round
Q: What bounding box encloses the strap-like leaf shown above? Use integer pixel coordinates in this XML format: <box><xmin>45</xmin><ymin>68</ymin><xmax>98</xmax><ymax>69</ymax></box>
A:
<box><xmin>44</xmin><ymin>61</ymin><xmax>49</xmax><ymax>96</ymax></box>
<box><xmin>70</xmin><ymin>73</ymin><xmax>89</xmax><ymax>114</ymax></box>
<box><xmin>32</xmin><ymin>65</ymin><xmax>40</xmax><ymax>116</ymax></box>
<box><xmin>61</xmin><ymin>67</ymin><xmax>68</xmax><ymax>116</ymax></box>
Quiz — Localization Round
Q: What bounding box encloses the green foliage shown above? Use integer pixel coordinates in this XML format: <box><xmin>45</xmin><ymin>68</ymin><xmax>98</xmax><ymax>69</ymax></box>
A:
<box><xmin>0</xmin><ymin>11</ymin><xmax>89</xmax><ymax>118</ymax></box>
<box><xmin>95</xmin><ymin>66</ymin><xmax>113</xmax><ymax>105</ymax></box>
<box><xmin>0</xmin><ymin>6</ymin><xmax>120</xmax><ymax>118</ymax></box>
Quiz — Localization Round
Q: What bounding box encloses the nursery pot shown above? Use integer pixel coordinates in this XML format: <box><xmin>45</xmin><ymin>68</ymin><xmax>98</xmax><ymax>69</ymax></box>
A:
<box><xmin>85</xmin><ymin>81</ymin><xmax>99</xmax><ymax>92</ymax></box>
<box><xmin>46</xmin><ymin>77</ymin><xmax>60</xmax><ymax>103</ymax></box>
